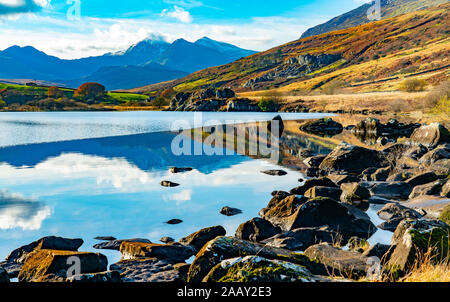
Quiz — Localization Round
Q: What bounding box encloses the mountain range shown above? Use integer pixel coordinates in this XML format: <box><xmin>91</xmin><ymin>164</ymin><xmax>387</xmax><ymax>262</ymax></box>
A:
<box><xmin>301</xmin><ymin>0</ymin><xmax>448</xmax><ymax>38</ymax></box>
<box><xmin>0</xmin><ymin>37</ymin><xmax>256</xmax><ymax>90</ymax></box>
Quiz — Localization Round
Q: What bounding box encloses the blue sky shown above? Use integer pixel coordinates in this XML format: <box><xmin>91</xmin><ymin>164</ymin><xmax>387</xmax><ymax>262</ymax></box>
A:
<box><xmin>0</xmin><ymin>0</ymin><xmax>370</xmax><ymax>59</ymax></box>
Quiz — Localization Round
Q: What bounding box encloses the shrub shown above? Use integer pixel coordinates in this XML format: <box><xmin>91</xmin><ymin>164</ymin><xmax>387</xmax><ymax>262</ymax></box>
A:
<box><xmin>0</xmin><ymin>99</ymin><xmax>6</xmax><ymax>109</ymax></box>
<box><xmin>258</xmin><ymin>98</ymin><xmax>280</xmax><ymax>112</ymax></box>
<box><xmin>47</xmin><ymin>86</ymin><xmax>64</xmax><ymax>98</ymax></box>
<box><xmin>74</xmin><ymin>82</ymin><xmax>106</xmax><ymax>101</ymax></box>
<box><xmin>151</xmin><ymin>97</ymin><xmax>169</xmax><ymax>109</ymax></box>
<box><xmin>440</xmin><ymin>204</ymin><xmax>450</xmax><ymax>225</ymax></box>
<box><xmin>399</xmin><ymin>78</ymin><xmax>427</xmax><ymax>92</ymax></box>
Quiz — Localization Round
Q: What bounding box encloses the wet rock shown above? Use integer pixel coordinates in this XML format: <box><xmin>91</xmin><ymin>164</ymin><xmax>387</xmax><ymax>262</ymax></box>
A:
<box><xmin>300</xmin><ymin>118</ymin><xmax>343</xmax><ymax>137</ymax></box>
<box><xmin>304</xmin><ymin>243</ymin><xmax>370</xmax><ymax>279</ymax></box>
<box><xmin>6</xmin><ymin>236</ymin><xmax>84</xmax><ymax>264</ymax></box>
<box><xmin>166</xmin><ymin>219</ymin><xmax>183</xmax><ymax>225</ymax></box>
<box><xmin>261</xmin><ymin>169</ymin><xmax>288</xmax><ymax>176</ymax></box>
<box><xmin>327</xmin><ymin>174</ymin><xmax>360</xmax><ymax>185</ymax></box>
<box><xmin>340</xmin><ymin>183</ymin><xmax>371</xmax><ymax>207</ymax></box>
<box><xmin>368</xmin><ymin>196</ymin><xmax>392</xmax><ymax>205</ymax></box>
<box><xmin>259</xmin><ymin>194</ymin><xmax>306</xmax><ymax>218</ymax></box>
<box><xmin>409</xmin><ymin>180</ymin><xmax>447</xmax><ymax>199</ymax></box>
<box><xmin>94</xmin><ymin>236</ymin><xmax>116</xmax><ymax>241</ymax></box>
<box><xmin>303</xmin><ymin>155</ymin><xmax>327</xmax><ymax>168</ymax></box>
<box><xmin>0</xmin><ymin>267</ymin><xmax>9</xmax><ymax>283</ymax></box>
<box><xmin>290</xmin><ymin>177</ymin><xmax>337</xmax><ymax>195</ymax></box>
<box><xmin>120</xmin><ymin>242</ymin><xmax>195</xmax><ymax>263</ymax></box>
<box><xmin>319</xmin><ymin>144</ymin><xmax>386</xmax><ymax>174</ymax></box>
<box><xmin>110</xmin><ymin>258</ymin><xmax>181</xmax><ymax>282</ymax></box>
<box><xmin>179</xmin><ymin>226</ymin><xmax>226</xmax><ymax>252</ymax></box>
<box><xmin>235</xmin><ymin>218</ymin><xmax>281</xmax><ymax>242</ymax></box>
<box><xmin>261</xmin><ymin>196</ymin><xmax>376</xmax><ymax>240</ymax></box>
<box><xmin>367</xmin><ymin>182</ymin><xmax>413</xmax><ymax>200</ymax></box>
<box><xmin>405</xmin><ymin>172</ymin><xmax>439</xmax><ymax>188</ymax></box>
<box><xmin>219</xmin><ymin>206</ymin><xmax>243</xmax><ymax>216</ymax></box>
<box><xmin>160</xmin><ymin>237</ymin><xmax>175</xmax><ymax>244</ymax></box>
<box><xmin>271</xmin><ymin>190</ymin><xmax>290</xmax><ymax>198</ymax></box>
<box><xmin>93</xmin><ymin>238</ymin><xmax>152</xmax><ymax>251</ymax></box>
<box><xmin>67</xmin><ymin>271</ymin><xmax>122</xmax><ymax>283</ymax></box>
<box><xmin>388</xmin><ymin>219</ymin><xmax>450</xmax><ymax>274</ymax></box>
<box><xmin>203</xmin><ymin>256</ymin><xmax>318</xmax><ymax>282</ymax></box>
<box><xmin>161</xmin><ymin>181</ymin><xmax>180</xmax><ymax>187</ymax></box>
<box><xmin>305</xmin><ymin>168</ymin><xmax>320</xmax><ymax>177</ymax></box>
<box><xmin>187</xmin><ymin>236</ymin><xmax>326</xmax><ymax>282</ymax></box>
<box><xmin>18</xmin><ymin>250</ymin><xmax>108</xmax><ymax>282</ymax></box>
<box><xmin>267</xmin><ymin>115</ymin><xmax>284</xmax><ymax>137</ymax></box>
<box><xmin>261</xmin><ymin>227</ymin><xmax>340</xmax><ymax>251</ymax></box>
<box><xmin>378</xmin><ymin>217</ymin><xmax>405</xmax><ymax>232</ymax></box>
<box><xmin>169</xmin><ymin>167</ymin><xmax>193</xmax><ymax>173</ymax></box>
<box><xmin>304</xmin><ymin>186</ymin><xmax>342</xmax><ymax>201</ymax></box>
<box><xmin>409</xmin><ymin>123</ymin><xmax>450</xmax><ymax>148</ymax></box>
<box><xmin>377</xmin><ymin>203</ymin><xmax>423</xmax><ymax>222</ymax></box>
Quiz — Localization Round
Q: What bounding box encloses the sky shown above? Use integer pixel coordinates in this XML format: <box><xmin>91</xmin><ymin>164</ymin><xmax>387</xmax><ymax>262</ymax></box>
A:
<box><xmin>0</xmin><ymin>0</ymin><xmax>371</xmax><ymax>59</ymax></box>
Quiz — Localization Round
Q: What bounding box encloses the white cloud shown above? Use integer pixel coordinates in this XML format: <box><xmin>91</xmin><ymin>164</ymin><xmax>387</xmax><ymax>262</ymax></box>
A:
<box><xmin>161</xmin><ymin>5</ymin><xmax>193</xmax><ymax>23</ymax></box>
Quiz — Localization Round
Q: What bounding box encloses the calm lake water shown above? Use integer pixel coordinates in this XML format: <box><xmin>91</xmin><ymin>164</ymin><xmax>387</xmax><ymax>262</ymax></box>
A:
<box><xmin>0</xmin><ymin>111</ymin><xmax>391</xmax><ymax>265</ymax></box>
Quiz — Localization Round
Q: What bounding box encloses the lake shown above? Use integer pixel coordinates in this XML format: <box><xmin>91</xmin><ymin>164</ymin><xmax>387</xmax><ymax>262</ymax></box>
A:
<box><xmin>0</xmin><ymin>111</ymin><xmax>391</xmax><ymax>265</ymax></box>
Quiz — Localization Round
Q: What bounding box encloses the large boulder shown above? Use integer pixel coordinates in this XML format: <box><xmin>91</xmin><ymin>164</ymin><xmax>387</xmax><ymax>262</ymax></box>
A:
<box><xmin>300</xmin><ymin>118</ymin><xmax>343</xmax><ymax>137</ymax></box>
<box><xmin>377</xmin><ymin>203</ymin><xmax>423</xmax><ymax>232</ymax></box>
<box><xmin>319</xmin><ymin>144</ymin><xmax>386</xmax><ymax>174</ymax></box>
<box><xmin>409</xmin><ymin>123</ymin><xmax>450</xmax><ymax>148</ymax></box>
<box><xmin>366</xmin><ymin>182</ymin><xmax>413</xmax><ymax>200</ymax></box>
<box><xmin>353</xmin><ymin>118</ymin><xmax>420</xmax><ymax>139</ymax></box>
<box><xmin>259</xmin><ymin>194</ymin><xmax>307</xmax><ymax>219</ymax></box>
<box><xmin>327</xmin><ymin>174</ymin><xmax>360</xmax><ymax>185</ymax></box>
<box><xmin>187</xmin><ymin>236</ymin><xmax>325</xmax><ymax>282</ymax></box>
<box><xmin>18</xmin><ymin>250</ymin><xmax>108</xmax><ymax>282</ymax></box>
<box><xmin>6</xmin><ymin>236</ymin><xmax>84</xmax><ymax>264</ymax></box>
<box><xmin>179</xmin><ymin>226</ymin><xmax>226</xmax><ymax>252</ymax></box>
<box><xmin>387</xmin><ymin>219</ymin><xmax>450</xmax><ymax>275</ymax></box>
<box><xmin>290</xmin><ymin>177</ymin><xmax>337</xmax><ymax>195</ymax></box>
<box><xmin>261</xmin><ymin>227</ymin><xmax>341</xmax><ymax>251</ymax></box>
<box><xmin>119</xmin><ymin>242</ymin><xmax>195</xmax><ymax>263</ymax></box>
<box><xmin>261</xmin><ymin>197</ymin><xmax>376</xmax><ymax>241</ymax></box>
<box><xmin>362</xmin><ymin>243</ymin><xmax>395</xmax><ymax>263</ymax></box>
<box><xmin>203</xmin><ymin>256</ymin><xmax>319</xmax><ymax>282</ymax></box>
<box><xmin>267</xmin><ymin>115</ymin><xmax>285</xmax><ymax>137</ymax></box>
<box><xmin>371</xmin><ymin>167</ymin><xmax>391</xmax><ymax>181</ymax></box>
<box><xmin>304</xmin><ymin>243</ymin><xmax>370</xmax><ymax>279</ymax></box>
<box><xmin>235</xmin><ymin>218</ymin><xmax>281</xmax><ymax>242</ymax></box>
<box><xmin>409</xmin><ymin>179</ymin><xmax>447</xmax><ymax>199</ymax></box>
<box><xmin>442</xmin><ymin>180</ymin><xmax>450</xmax><ymax>198</ymax></box>
<box><xmin>419</xmin><ymin>144</ymin><xmax>450</xmax><ymax>165</ymax></box>
<box><xmin>303</xmin><ymin>155</ymin><xmax>327</xmax><ymax>168</ymax></box>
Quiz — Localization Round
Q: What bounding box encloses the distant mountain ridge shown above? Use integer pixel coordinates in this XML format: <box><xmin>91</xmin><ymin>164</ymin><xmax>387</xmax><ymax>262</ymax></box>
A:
<box><xmin>0</xmin><ymin>37</ymin><xmax>256</xmax><ymax>90</ymax></box>
<box><xmin>301</xmin><ymin>0</ymin><xmax>448</xmax><ymax>38</ymax></box>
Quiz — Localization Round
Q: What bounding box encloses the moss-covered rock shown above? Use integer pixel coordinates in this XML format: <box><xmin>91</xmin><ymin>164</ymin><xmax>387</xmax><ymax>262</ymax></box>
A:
<box><xmin>18</xmin><ymin>249</ymin><xmax>108</xmax><ymax>282</ymax></box>
<box><xmin>203</xmin><ymin>256</ymin><xmax>317</xmax><ymax>282</ymax></box>
<box><xmin>387</xmin><ymin>219</ymin><xmax>450</xmax><ymax>276</ymax></box>
<box><xmin>187</xmin><ymin>236</ymin><xmax>325</xmax><ymax>282</ymax></box>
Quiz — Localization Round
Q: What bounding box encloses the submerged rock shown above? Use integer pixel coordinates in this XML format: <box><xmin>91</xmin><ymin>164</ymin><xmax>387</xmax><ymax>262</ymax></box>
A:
<box><xmin>179</xmin><ymin>226</ymin><xmax>226</xmax><ymax>252</ymax></box>
<box><xmin>219</xmin><ymin>206</ymin><xmax>242</xmax><ymax>216</ymax></box>
<box><xmin>235</xmin><ymin>218</ymin><xmax>281</xmax><ymax>242</ymax></box>
<box><xmin>18</xmin><ymin>250</ymin><xmax>108</xmax><ymax>282</ymax></box>
<box><xmin>261</xmin><ymin>169</ymin><xmax>288</xmax><ymax>176</ymax></box>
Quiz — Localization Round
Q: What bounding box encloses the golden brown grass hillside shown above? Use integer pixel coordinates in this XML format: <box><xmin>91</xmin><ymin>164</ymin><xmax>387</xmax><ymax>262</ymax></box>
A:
<box><xmin>129</xmin><ymin>2</ymin><xmax>449</xmax><ymax>96</ymax></box>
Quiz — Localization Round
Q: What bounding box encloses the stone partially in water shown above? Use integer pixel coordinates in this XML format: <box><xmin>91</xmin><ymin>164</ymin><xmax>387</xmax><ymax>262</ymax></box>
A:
<box><xmin>290</xmin><ymin>177</ymin><xmax>337</xmax><ymax>195</ymax></box>
<box><xmin>166</xmin><ymin>219</ymin><xmax>183</xmax><ymax>225</ymax></box>
<box><xmin>220</xmin><ymin>206</ymin><xmax>242</xmax><ymax>216</ymax></box>
<box><xmin>235</xmin><ymin>218</ymin><xmax>281</xmax><ymax>242</ymax></box>
<box><xmin>179</xmin><ymin>226</ymin><xmax>226</xmax><ymax>252</ymax></box>
<box><xmin>261</xmin><ymin>170</ymin><xmax>288</xmax><ymax>176</ymax></box>
<box><xmin>169</xmin><ymin>167</ymin><xmax>193</xmax><ymax>173</ymax></box>
<box><xmin>161</xmin><ymin>181</ymin><xmax>180</xmax><ymax>188</ymax></box>
<box><xmin>93</xmin><ymin>238</ymin><xmax>151</xmax><ymax>251</ymax></box>
<box><xmin>119</xmin><ymin>242</ymin><xmax>195</xmax><ymax>263</ymax></box>
<box><xmin>18</xmin><ymin>249</ymin><xmax>108</xmax><ymax>282</ymax></box>
<box><xmin>94</xmin><ymin>236</ymin><xmax>116</xmax><ymax>241</ymax></box>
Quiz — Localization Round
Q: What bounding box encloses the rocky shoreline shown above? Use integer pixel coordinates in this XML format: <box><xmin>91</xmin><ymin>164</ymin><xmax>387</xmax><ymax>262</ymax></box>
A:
<box><xmin>0</xmin><ymin>117</ymin><xmax>449</xmax><ymax>283</ymax></box>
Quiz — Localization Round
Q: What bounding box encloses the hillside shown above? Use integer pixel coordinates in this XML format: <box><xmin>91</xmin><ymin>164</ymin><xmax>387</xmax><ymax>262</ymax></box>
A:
<box><xmin>300</xmin><ymin>0</ymin><xmax>448</xmax><ymax>38</ymax></box>
<box><xmin>130</xmin><ymin>3</ymin><xmax>449</xmax><ymax>95</ymax></box>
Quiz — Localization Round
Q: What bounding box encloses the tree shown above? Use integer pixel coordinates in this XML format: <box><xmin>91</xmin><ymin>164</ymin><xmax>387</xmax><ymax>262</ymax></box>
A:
<box><xmin>74</xmin><ymin>83</ymin><xmax>106</xmax><ymax>101</ymax></box>
<box><xmin>151</xmin><ymin>97</ymin><xmax>169</xmax><ymax>109</ymax></box>
<box><xmin>47</xmin><ymin>86</ymin><xmax>64</xmax><ymax>98</ymax></box>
